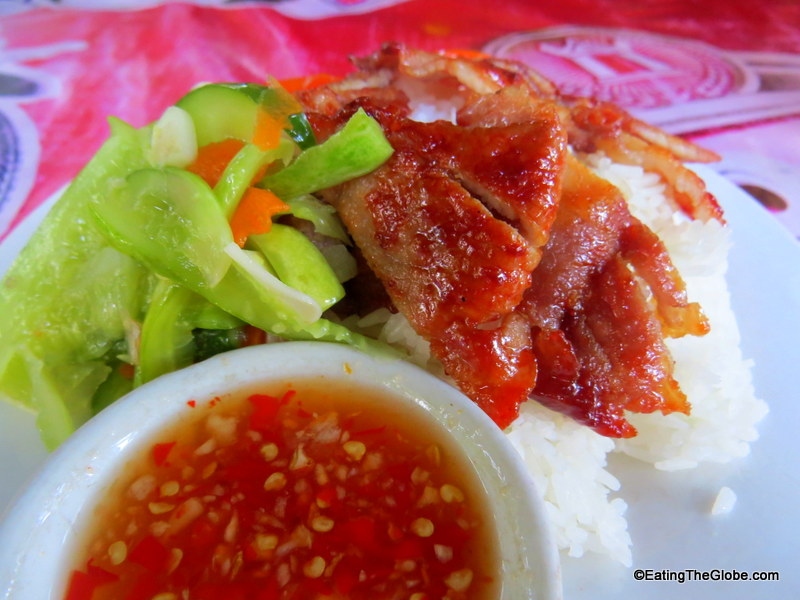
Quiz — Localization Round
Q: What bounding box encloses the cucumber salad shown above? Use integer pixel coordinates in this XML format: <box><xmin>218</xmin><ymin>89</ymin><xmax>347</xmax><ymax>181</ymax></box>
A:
<box><xmin>0</xmin><ymin>81</ymin><xmax>394</xmax><ymax>449</ymax></box>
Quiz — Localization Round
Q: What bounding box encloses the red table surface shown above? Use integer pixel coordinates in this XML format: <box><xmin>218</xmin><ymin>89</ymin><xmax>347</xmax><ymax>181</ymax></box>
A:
<box><xmin>1</xmin><ymin>0</ymin><xmax>799</xmax><ymax>239</ymax></box>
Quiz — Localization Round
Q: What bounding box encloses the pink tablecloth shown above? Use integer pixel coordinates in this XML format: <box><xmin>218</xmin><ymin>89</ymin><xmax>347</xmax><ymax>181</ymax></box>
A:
<box><xmin>1</xmin><ymin>0</ymin><xmax>799</xmax><ymax>239</ymax></box>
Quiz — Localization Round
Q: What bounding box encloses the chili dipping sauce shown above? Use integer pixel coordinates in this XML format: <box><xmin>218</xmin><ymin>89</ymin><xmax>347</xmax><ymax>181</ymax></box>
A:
<box><xmin>62</xmin><ymin>380</ymin><xmax>500</xmax><ymax>600</ymax></box>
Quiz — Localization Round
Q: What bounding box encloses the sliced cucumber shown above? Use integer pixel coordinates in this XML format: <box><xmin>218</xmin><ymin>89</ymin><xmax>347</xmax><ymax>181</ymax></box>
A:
<box><xmin>260</xmin><ymin>108</ymin><xmax>393</xmax><ymax>200</ymax></box>
<box><xmin>176</xmin><ymin>82</ymin><xmax>304</xmax><ymax>148</ymax></box>
<box><xmin>250</xmin><ymin>224</ymin><xmax>345</xmax><ymax>311</ymax></box>
<box><xmin>92</xmin><ymin>167</ymin><xmax>234</xmax><ymax>289</ymax></box>
<box><xmin>177</xmin><ymin>84</ymin><xmax>260</xmax><ymax>146</ymax></box>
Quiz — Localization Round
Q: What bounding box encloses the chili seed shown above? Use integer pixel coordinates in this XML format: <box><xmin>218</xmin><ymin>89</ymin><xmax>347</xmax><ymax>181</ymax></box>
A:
<box><xmin>343</xmin><ymin>440</ymin><xmax>366</xmax><ymax>461</ymax></box>
<box><xmin>167</xmin><ymin>497</ymin><xmax>204</xmax><ymax>536</ymax></box>
<box><xmin>397</xmin><ymin>559</ymin><xmax>416</xmax><ymax>572</ymax></box>
<box><xmin>201</xmin><ymin>461</ymin><xmax>217</xmax><ymax>479</ymax></box>
<box><xmin>363</xmin><ymin>451</ymin><xmax>383</xmax><ymax>471</ymax></box>
<box><xmin>254</xmin><ymin>533</ymin><xmax>279</xmax><ymax>552</ymax></box>
<box><xmin>276</xmin><ymin>563</ymin><xmax>291</xmax><ymax>587</ymax></box>
<box><xmin>160</xmin><ymin>480</ymin><xmax>180</xmax><ymax>497</ymax></box>
<box><xmin>409</xmin><ymin>594</ymin><xmax>428</xmax><ymax>600</ymax></box>
<box><xmin>388</xmin><ymin>522</ymin><xmax>403</xmax><ymax>541</ymax></box>
<box><xmin>206</xmin><ymin>414</ymin><xmax>237</xmax><ymax>445</ymax></box>
<box><xmin>151</xmin><ymin>594</ymin><xmax>177</xmax><ymax>600</ymax></box>
<box><xmin>410</xmin><ymin>517</ymin><xmax>434</xmax><ymax>538</ymax></box>
<box><xmin>167</xmin><ymin>548</ymin><xmax>183</xmax><ymax>574</ymax></box>
<box><xmin>440</xmin><ymin>484</ymin><xmax>464</xmax><ymax>503</ymax></box>
<box><xmin>150</xmin><ymin>521</ymin><xmax>169</xmax><ymax>537</ymax></box>
<box><xmin>260</xmin><ymin>443</ymin><xmax>279</xmax><ymax>462</ymax></box>
<box><xmin>445</xmin><ymin>568</ymin><xmax>474</xmax><ymax>592</ymax></box>
<box><xmin>230</xmin><ymin>550</ymin><xmax>244</xmax><ymax>579</ymax></box>
<box><xmin>314</xmin><ymin>463</ymin><xmax>329</xmax><ymax>486</ymax></box>
<box><xmin>417</xmin><ymin>485</ymin><xmax>439</xmax><ymax>507</ymax></box>
<box><xmin>148</xmin><ymin>502</ymin><xmax>175</xmax><ymax>515</ymax></box>
<box><xmin>224</xmin><ymin>511</ymin><xmax>240</xmax><ymax>543</ymax></box>
<box><xmin>303</xmin><ymin>556</ymin><xmax>326</xmax><ymax>578</ymax></box>
<box><xmin>310</xmin><ymin>515</ymin><xmax>335</xmax><ymax>533</ymax></box>
<box><xmin>426</xmin><ymin>445</ymin><xmax>441</xmax><ymax>466</ymax></box>
<box><xmin>194</xmin><ymin>438</ymin><xmax>217</xmax><ymax>456</ymax></box>
<box><xmin>434</xmin><ymin>544</ymin><xmax>453</xmax><ymax>563</ymax></box>
<box><xmin>290</xmin><ymin>445</ymin><xmax>313</xmax><ymax>470</ymax></box>
<box><xmin>107</xmin><ymin>541</ymin><xmax>127</xmax><ymax>565</ymax></box>
<box><xmin>263</xmin><ymin>472</ymin><xmax>287</xmax><ymax>491</ymax></box>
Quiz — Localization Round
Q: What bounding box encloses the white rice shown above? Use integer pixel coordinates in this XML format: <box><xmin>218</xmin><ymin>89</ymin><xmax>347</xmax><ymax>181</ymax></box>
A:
<box><xmin>347</xmin><ymin>152</ymin><xmax>766</xmax><ymax>566</ymax></box>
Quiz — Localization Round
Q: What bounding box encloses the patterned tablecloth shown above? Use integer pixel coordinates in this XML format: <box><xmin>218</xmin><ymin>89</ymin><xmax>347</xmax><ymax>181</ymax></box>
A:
<box><xmin>1</xmin><ymin>0</ymin><xmax>799</xmax><ymax>241</ymax></box>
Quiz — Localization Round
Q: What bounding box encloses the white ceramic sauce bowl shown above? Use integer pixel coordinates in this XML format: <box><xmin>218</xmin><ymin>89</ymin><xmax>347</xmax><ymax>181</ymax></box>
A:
<box><xmin>0</xmin><ymin>342</ymin><xmax>561</xmax><ymax>600</ymax></box>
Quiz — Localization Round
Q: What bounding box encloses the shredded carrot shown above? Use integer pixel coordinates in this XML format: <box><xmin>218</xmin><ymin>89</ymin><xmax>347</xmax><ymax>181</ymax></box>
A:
<box><xmin>152</xmin><ymin>441</ymin><xmax>176</xmax><ymax>467</ymax></box>
<box><xmin>279</xmin><ymin>73</ymin><xmax>341</xmax><ymax>94</ymax></box>
<box><xmin>252</xmin><ymin>109</ymin><xmax>284</xmax><ymax>151</ymax></box>
<box><xmin>186</xmin><ymin>139</ymin><xmax>245</xmax><ymax>187</ymax></box>
<box><xmin>440</xmin><ymin>48</ymin><xmax>491</xmax><ymax>60</ymax></box>
<box><xmin>230</xmin><ymin>187</ymin><xmax>290</xmax><ymax>247</ymax></box>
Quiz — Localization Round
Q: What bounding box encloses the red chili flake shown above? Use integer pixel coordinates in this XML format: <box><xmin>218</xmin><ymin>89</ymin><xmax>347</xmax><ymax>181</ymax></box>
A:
<box><xmin>187</xmin><ymin>400</ymin><xmax>197</xmax><ymax>408</ymax></box>
<box><xmin>85</xmin><ymin>559</ymin><xmax>118</xmax><ymax>584</ymax></box>
<box><xmin>218</xmin><ymin>456</ymin><xmax>266</xmax><ymax>483</ymax></box>
<box><xmin>334</xmin><ymin>563</ymin><xmax>360</xmax><ymax>594</ymax></box>
<box><xmin>248</xmin><ymin>394</ymin><xmax>281</xmax><ymax>431</ymax></box>
<box><xmin>152</xmin><ymin>441</ymin><xmax>176</xmax><ymax>467</ymax></box>
<box><xmin>62</xmin><ymin>563</ymin><xmax>117</xmax><ymax>600</ymax></box>
<box><xmin>342</xmin><ymin>516</ymin><xmax>378</xmax><ymax>550</ymax></box>
<box><xmin>62</xmin><ymin>570</ymin><xmax>95</xmax><ymax>600</ymax></box>
<box><xmin>280</xmin><ymin>389</ymin><xmax>296</xmax><ymax>404</ymax></box>
<box><xmin>393</xmin><ymin>537</ymin><xmax>425</xmax><ymax>560</ymax></box>
<box><xmin>128</xmin><ymin>535</ymin><xmax>170</xmax><ymax>572</ymax></box>
<box><xmin>121</xmin><ymin>577</ymin><xmax>159</xmax><ymax>600</ymax></box>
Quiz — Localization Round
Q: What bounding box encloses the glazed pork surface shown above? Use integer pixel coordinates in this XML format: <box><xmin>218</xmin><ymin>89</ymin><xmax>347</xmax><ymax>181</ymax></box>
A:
<box><xmin>301</xmin><ymin>44</ymin><xmax>715</xmax><ymax>436</ymax></box>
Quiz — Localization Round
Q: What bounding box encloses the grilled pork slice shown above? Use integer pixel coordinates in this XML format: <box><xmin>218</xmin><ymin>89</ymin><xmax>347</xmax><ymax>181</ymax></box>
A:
<box><xmin>320</xmin><ymin>97</ymin><xmax>566</xmax><ymax>427</ymax></box>
<box><xmin>300</xmin><ymin>44</ymin><xmax>713</xmax><ymax>436</ymax></box>
<box><xmin>522</xmin><ymin>156</ymin><xmax>708</xmax><ymax>437</ymax></box>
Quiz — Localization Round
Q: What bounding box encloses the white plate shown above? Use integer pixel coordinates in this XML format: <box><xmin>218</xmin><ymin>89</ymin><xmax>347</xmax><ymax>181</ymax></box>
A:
<box><xmin>1</xmin><ymin>166</ymin><xmax>799</xmax><ymax>598</ymax></box>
